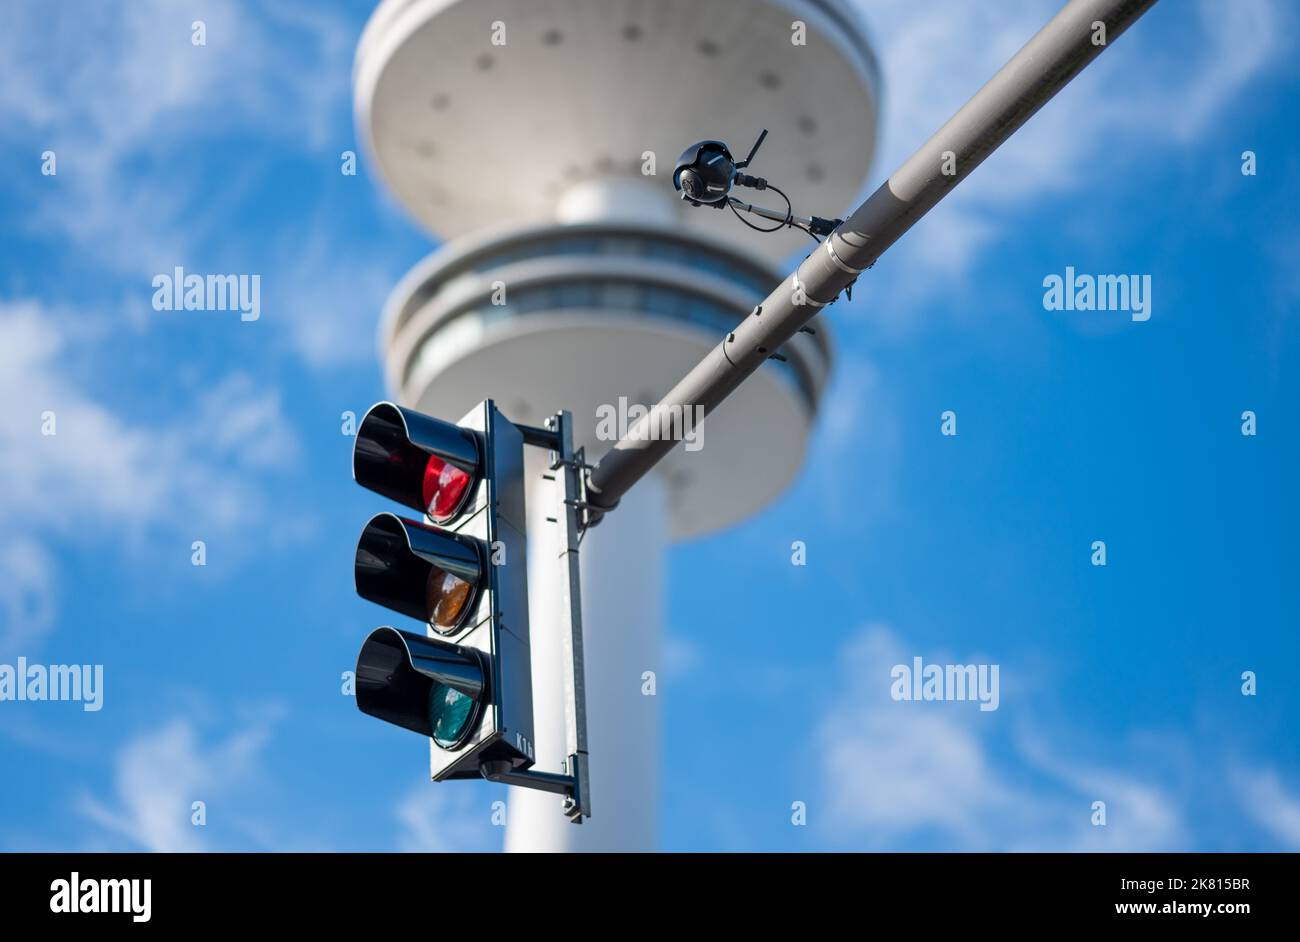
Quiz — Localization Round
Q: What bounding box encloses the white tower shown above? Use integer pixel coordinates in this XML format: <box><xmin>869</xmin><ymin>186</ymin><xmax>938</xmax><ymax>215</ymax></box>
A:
<box><xmin>354</xmin><ymin>0</ymin><xmax>880</xmax><ymax>851</ymax></box>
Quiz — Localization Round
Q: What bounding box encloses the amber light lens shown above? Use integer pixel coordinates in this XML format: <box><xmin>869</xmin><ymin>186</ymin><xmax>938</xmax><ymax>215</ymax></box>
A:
<box><xmin>426</xmin><ymin>567</ymin><xmax>474</xmax><ymax>633</ymax></box>
<box><xmin>421</xmin><ymin>453</ymin><xmax>471</xmax><ymax>522</ymax></box>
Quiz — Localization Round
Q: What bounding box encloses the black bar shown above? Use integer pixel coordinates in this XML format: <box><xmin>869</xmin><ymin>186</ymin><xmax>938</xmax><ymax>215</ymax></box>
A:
<box><xmin>1</xmin><ymin>852</ymin><xmax>1291</xmax><ymax>928</ymax></box>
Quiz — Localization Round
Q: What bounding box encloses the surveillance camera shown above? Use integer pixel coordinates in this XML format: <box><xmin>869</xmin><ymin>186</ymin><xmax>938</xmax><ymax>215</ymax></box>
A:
<box><xmin>668</xmin><ymin>129</ymin><xmax>841</xmax><ymax>239</ymax></box>
<box><xmin>672</xmin><ymin>140</ymin><xmax>737</xmax><ymax>206</ymax></box>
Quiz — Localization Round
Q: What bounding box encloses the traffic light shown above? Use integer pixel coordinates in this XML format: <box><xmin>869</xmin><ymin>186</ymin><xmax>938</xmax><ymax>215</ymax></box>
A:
<box><xmin>351</xmin><ymin>400</ymin><xmax>536</xmax><ymax>780</ymax></box>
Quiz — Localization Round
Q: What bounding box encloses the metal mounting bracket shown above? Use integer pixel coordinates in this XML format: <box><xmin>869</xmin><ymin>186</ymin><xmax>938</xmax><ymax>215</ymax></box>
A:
<box><xmin>481</xmin><ymin>410</ymin><xmax>591</xmax><ymax>822</ymax></box>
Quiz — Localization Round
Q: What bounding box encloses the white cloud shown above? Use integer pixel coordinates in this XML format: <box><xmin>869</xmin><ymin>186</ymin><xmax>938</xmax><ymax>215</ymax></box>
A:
<box><xmin>0</xmin><ymin>300</ymin><xmax>302</xmax><ymax>647</ymax></box>
<box><xmin>0</xmin><ymin>0</ymin><xmax>353</xmax><ymax>270</ymax></box>
<box><xmin>817</xmin><ymin>625</ymin><xmax>1021</xmax><ymax>846</ymax></box>
<box><xmin>78</xmin><ymin>717</ymin><xmax>271</xmax><ymax>852</ymax></box>
<box><xmin>818</xmin><ymin>0</ymin><xmax>1293</xmax><ymax>460</ymax></box>
<box><xmin>809</xmin><ymin>355</ymin><xmax>901</xmax><ymax>532</ymax></box>
<box><xmin>1016</xmin><ymin>735</ymin><xmax>1185</xmax><ymax>852</ymax></box>
<box><xmin>0</xmin><ymin>540</ymin><xmax>56</xmax><ymax>651</ymax></box>
<box><xmin>192</xmin><ymin>373</ymin><xmax>302</xmax><ymax>474</ymax></box>
<box><xmin>394</xmin><ymin>781</ymin><xmax>501</xmax><ymax>853</ymax></box>
<box><xmin>0</xmin><ymin>0</ymin><xmax>373</xmax><ymax>368</ymax></box>
<box><xmin>1232</xmin><ymin>765</ymin><xmax>1300</xmax><ymax>849</ymax></box>
<box><xmin>260</xmin><ymin>224</ymin><xmax>399</xmax><ymax>369</ymax></box>
<box><xmin>0</xmin><ymin>0</ymin><xmax>354</xmax><ymax>272</ymax></box>
<box><xmin>1174</xmin><ymin>0</ymin><xmax>1290</xmax><ymax>140</ymax></box>
<box><xmin>816</xmin><ymin>624</ymin><xmax>1185</xmax><ymax>850</ymax></box>
<box><xmin>0</xmin><ymin>1</ymin><xmax>336</xmax><ymax>152</ymax></box>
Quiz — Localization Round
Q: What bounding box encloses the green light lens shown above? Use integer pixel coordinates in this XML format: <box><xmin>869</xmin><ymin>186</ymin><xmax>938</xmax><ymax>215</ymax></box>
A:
<box><xmin>428</xmin><ymin>681</ymin><xmax>476</xmax><ymax>748</ymax></box>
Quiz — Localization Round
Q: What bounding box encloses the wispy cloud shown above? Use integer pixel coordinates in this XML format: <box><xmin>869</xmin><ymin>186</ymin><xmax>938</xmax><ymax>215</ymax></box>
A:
<box><xmin>808</xmin><ymin>355</ymin><xmax>901</xmax><ymax>533</ymax></box>
<box><xmin>0</xmin><ymin>0</ymin><xmax>376</xmax><ymax>369</ymax></box>
<box><xmin>817</xmin><ymin>0</ymin><xmax>1295</xmax><ymax>483</ymax></box>
<box><xmin>260</xmin><ymin>222</ymin><xmax>401</xmax><ymax>369</ymax></box>
<box><xmin>816</xmin><ymin>624</ymin><xmax>1186</xmax><ymax>850</ymax></box>
<box><xmin>846</xmin><ymin>0</ymin><xmax>1293</xmax><ymax>285</ymax></box>
<box><xmin>1231</xmin><ymin>765</ymin><xmax>1300</xmax><ymax>849</ymax></box>
<box><xmin>0</xmin><ymin>540</ymin><xmax>57</xmax><ymax>651</ymax></box>
<box><xmin>394</xmin><ymin>781</ymin><xmax>501</xmax><ymax>853</ymax></box>
<box><xmin>0</xmin><ymin>300</ymin><xmax>303</xmax><ymax>647</ymax></box>
<box><xmin>78</xmin><ymin>716</ymin><xmax>273</xmax><ymax>852</ymax></box>
<box><xmin>0</xmin><ymin>0</ymin><xmax>354</xmax><ymax>273</ymax></box>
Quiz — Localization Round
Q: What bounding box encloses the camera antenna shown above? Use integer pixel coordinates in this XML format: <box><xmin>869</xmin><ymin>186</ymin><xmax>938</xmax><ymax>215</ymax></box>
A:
<box><xmin>735</xmin><ymin>128</ymin><xmax>768</xmax><ymax>170</ymax></box>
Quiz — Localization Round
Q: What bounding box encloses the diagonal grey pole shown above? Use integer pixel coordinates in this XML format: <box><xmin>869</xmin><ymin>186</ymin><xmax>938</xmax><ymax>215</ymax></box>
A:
<box><xmin>585</xmin><ymin>0</ymin><xmax>1157</xmax><ymax>518</ymax></box>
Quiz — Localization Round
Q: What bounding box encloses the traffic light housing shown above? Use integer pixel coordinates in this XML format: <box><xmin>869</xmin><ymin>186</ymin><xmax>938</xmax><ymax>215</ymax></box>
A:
<box><xmin>352</xmin><ymin>400</ymin><xmax>535</xmax><ymax>780</ymax></box>
<box><xmin>354</xmin><ymin>626</ymin><xmax>486</xmax><ymax>749</ymax></box>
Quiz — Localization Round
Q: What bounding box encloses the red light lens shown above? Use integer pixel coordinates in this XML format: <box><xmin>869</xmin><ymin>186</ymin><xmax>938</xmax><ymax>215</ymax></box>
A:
<box><xmin>422</xmin><ymin>454</ymin><xmax>471</xmax><ymax>521</ymax></box>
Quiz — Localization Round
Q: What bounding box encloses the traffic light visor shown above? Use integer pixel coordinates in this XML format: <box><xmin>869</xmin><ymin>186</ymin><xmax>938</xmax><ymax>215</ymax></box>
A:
<box><xmin>353</xmin><ymin>402</ymin><xmax>479</xmax><ymax>522</ymax></box>
<box><xmin>355</xmin><ymin>627</ymin><xmax>486</xmax><ymax>748</ymax></box>
<box><xmin>355</xmin><ymin>513</ymin><xmax>482</xmax><ymax>634</ymax></box>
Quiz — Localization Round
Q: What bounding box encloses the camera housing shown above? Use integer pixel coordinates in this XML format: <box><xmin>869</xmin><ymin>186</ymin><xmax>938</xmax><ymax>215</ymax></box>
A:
<box><xmin>672</xmin><ymin>140</ymin><xmax>737</xmax><ymax>206</ymax></box>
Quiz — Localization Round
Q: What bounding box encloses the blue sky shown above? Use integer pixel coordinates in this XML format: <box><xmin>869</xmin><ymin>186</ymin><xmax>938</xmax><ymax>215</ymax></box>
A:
<box><xmin>1</xmin><ymin>0</ymin><xmax>1297</xmax><ymax>852</ymax></box>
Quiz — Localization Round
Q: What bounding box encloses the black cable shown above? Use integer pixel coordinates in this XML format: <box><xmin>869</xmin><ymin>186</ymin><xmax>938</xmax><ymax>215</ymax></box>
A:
<box><xmin>729</xmin><ymin>183</ymin><xmax>793</xmax><ymax>233</ymax></box>
<box><xmin>728</xmin><ymin>200</ymin><xmax>786</xmax><ymax>233</ymax></box>
<box><xmin>729</xmin><ymin>183</ymin><xmax>823</xmax><ymax>244</ymax></box>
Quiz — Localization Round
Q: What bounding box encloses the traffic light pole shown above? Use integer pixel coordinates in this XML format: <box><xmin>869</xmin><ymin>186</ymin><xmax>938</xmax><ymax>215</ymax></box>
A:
<box><xmin>584</xmin><ymin>0</ymin><xmax>1158</xmax><ymax>519</ymax></box>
